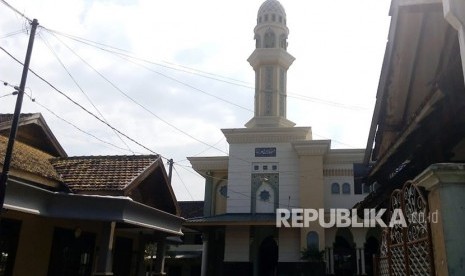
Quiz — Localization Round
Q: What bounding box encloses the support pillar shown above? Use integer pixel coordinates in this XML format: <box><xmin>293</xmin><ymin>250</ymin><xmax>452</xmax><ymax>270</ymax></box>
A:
<box><xmin>94</xmin><ymin>221</ymin><xmax>116</xmax><ymax>276</ymax></box>
<box><xmin>415</xmin><ymin>163</ymin><xmax>465</xmax><ymax>276</ymax></box>
<box><xmin>154</xmin><ymin>237</ymin><xmax>167</xmax><ymax>276</ymax></box>
<box><xmin>356</xmin><ymin>248</ymin><xmax>361</xmax><ymax>275</ymax></box>
<box><xmin>329</xmin><ymin>247</ymin><xmax>335</xmax><ymax>275</ymax></box>
<box><xmin>135</xmin><ymin>233</ymin><xmax>146</xmax><ymax>276</ymax></box>
<box><xmin>360</xmin><ymin>247</ymin><xmax>366</xmax><ymax>275</ymax></box>
<box><xmin>325</xmin><ymin>247</ymin><xmax>330</xmax><ymax>274</ymax></box>
<box><xmin>201</xmin><ymin>232</ymin><xmax>209</xmax><ymax>276</ymax></box>
<box><xmin>204</xmin><ymin>172</ymin><xmax>213</xmax><ymax>216</ymax></box>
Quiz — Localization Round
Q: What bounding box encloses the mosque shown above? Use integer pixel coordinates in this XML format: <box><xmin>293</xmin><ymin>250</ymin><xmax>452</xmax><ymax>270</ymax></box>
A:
<box><xmin>188</xmin><ymin>1</ymin><xmax>378</xmax><ymax>275</ymax></box>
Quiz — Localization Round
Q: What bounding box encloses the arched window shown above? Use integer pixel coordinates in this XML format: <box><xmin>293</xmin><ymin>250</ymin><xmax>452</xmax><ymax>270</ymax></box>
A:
<box><xmin>264</xmin><ymin>30</ymin><xmax>275</xmax><ymax>48</ymax></box>
<box><xmin>342</xmin><ymin>183</ymin><xmax>351</xmax><ymax>194</ymax></box>
<box><xmin>306</xmin><ymin>231</ymin><xmax>319</xmax><ymax>251</ymax></box>
<box><xmin>331</xmin><ymin>183</ymin><xmax>340</xmax><ymax>194</ymax></box>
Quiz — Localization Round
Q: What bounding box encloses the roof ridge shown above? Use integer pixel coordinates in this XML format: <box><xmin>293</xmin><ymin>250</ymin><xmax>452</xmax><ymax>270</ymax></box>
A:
<box><xmin>51</xmin><ymin>154</ymin><xmax>159</xmax><ymax>161</ymax></box>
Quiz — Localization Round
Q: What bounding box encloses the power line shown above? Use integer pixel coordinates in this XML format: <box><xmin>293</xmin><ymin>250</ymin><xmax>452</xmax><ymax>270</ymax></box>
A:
<box><xmin>47</xmin><ymin>28</ymin><xmax>369</xmax><ymax>111</ymax></box>
<box><xmin>0</xmin><ymin>0</ymin><xmax>32</xmax><ymax>23</ymax></box>
<box><xmin>41</xmin><ymin>32</ymin><xmax>251</xmax><ymax>161</ymax></box>
<box><xmin>1</xmin><ymin>0</ymin><xmax>371</xmax><ymax>112</ymax></box>
<box><xmin>173</xmin><ymin>165</ymin><xmax>195</xmax><ymax>201</ymax></box>
<box><xmin>38</xmin><ymin>32</ymin><xmax>134</xmax><ymax>154</ymax></box>
<box><xmin>46</xmin><ymin>28</ymin><xmax>253</xmax><ymax>87</ymax></box>
<box><xmin>0</xmin><ymin>45</ymin><xmax>163</xmax><ymax>157</ymax></box>
<box><xmin>0</xmin><ymin>29</ymin><xmax>24</xmax><ymax>39</ymax></box>
<box><xmin>26</xmin><ymin>94</ymin><xmax>139</xmax><ymax>154</ymax></box>
<box><xmin>176</xmin><ymin>164</ymin><xmax>303</xmax><ymax>208</ymax></box>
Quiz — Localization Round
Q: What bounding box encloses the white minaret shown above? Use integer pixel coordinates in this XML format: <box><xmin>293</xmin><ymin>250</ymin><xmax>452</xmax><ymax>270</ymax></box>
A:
<box><xmin>245</xmin><ymin>0</ymin><xmax>296</xmax><ymax>128</ymax></box>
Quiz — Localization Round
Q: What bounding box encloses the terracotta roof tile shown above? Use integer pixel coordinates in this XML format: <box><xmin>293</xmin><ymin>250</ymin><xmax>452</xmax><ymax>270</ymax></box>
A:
<box><xmin>0</xmin><ymin>135</ymin><xmax>61</xmax><ymax>181</ymax></box>
<box><xmin>50</xmin><ymin>155</ymin><xmax>159</xmax><ymax>192</ymax></box>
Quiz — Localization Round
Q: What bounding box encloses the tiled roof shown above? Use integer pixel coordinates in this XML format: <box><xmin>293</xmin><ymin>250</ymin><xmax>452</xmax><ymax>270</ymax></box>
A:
<box><xmin>178</xmin><ymin>201</ymin><xmax>204</xmax><ymax>219</ymax></box>
<box><xmin>0</xmin><ymin>135</ymin><xmax>61</xmax><ymax>181</ymax></box>
<box><xmin>51</xmin><ymin>155</ymin><xmax>160</xmax><ymax>192</ymax></box>
<box><xmin>0</xmin><ymin>113</ymin><xmax>38</xmax><ymax>125</ymax></box>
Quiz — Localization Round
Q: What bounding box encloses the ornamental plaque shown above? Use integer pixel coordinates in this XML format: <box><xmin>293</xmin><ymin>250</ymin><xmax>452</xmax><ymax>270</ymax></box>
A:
<box><xmin>255</xmin><ymin>147</ymin><xmax>276</xmax><ymax>157</ymax></box>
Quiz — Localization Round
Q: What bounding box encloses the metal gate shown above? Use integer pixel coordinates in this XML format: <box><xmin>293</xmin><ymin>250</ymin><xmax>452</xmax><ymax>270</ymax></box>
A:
<box><xmin>377</xmin><ymin>181</ymin><xmax>435</xmax><ymax>276</ymax></box>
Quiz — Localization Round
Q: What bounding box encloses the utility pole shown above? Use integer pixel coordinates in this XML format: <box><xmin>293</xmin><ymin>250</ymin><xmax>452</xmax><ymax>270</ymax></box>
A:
<box><xmin>167</xmin><ymin>159</ymin><xmax>174</xmax><ymax>185</ymax></box>
<box><xmin>0</xmin><ymin>19</ymin><xmax>39</xmax><ymax>210</ymax></box>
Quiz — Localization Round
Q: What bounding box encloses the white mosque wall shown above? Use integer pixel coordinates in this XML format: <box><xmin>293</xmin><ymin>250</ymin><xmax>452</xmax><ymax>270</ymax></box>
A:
<box><xmin>224</xmin><ymin>226</ymin><xmax>250</xmax><ymax>262</ymax></box>
<box><xmin>226</xmin><ymin>142</ymin><xmax>300</xmax><ymax>213</ymax></box>
<box><xmin>278</xmin><ymin>228</ymin><xmax>301</xmax><ymax>261</ymax></box>
<box><xmin>323</xmin><ymin>164</ymin><xmax>366</xmax><ymax>209</ymax></box>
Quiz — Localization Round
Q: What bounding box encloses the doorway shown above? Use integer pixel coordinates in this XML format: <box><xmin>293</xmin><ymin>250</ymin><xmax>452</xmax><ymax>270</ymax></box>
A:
<box><xmin>258</xmin><ymin>236</ymin><xmax>278</xmax><ymax>276</ymax></box>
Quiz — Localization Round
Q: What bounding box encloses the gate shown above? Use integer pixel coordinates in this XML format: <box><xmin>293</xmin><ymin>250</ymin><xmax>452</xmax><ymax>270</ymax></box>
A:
<box><xmin>376</xmin><ymin>181</ymin><xmax>435</xmax><ymax>276</ymax></box>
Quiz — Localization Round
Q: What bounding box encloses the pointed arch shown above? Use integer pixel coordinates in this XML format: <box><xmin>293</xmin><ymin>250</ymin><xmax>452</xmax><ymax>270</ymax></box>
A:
<box><xmin>264</xmin><ymin>29</ymin><xmax>276</xmax><ymax>48</ymax></box>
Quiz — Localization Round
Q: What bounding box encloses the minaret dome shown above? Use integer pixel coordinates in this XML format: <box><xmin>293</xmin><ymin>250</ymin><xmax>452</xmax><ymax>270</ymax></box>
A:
<box><xmin>254</xmin><ymin>0</ymin><xmax>289</xmax><ymax>50</ymax></box>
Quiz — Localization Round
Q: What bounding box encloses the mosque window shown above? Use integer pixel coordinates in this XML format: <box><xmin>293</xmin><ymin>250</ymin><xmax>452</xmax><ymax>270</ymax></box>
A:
<box><xmin>279</xmin><ymin>16</ymin><xmax>282</xmax><ymax>23</ymax></box>
<box><xmin>264</xmin><ymin>14</ymin><xmax>268</xmax><ymax>22</ymax></box>
<box><xmin>272</xmin><ymin>14</ymin><xmax>276</xmax><ymax>22</ymax></box>
<box><xmin>306</xmin><ymin>231</ymin><xmax>319</xmax><ymax>251</ymax></box>
<box><xmin>342</xmin><ymin>183</ymin><xmax>351</xmax><ymax>194</ymax></box>
<box><xmin>258</xmin><ymin>16</ymin><xmax>262</xmax><ymax>23</ymax></box>
<box><xmin>331</xmin><ymin>183</ymin><xmax>340</xmax><ymax>194</ymax></box>
<box><xmin>264</xmin><ymin>30</ymin><xmax>276</xmax><ymax>48</ymax></box>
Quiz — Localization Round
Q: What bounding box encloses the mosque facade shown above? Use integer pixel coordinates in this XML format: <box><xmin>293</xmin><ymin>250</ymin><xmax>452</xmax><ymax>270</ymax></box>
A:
<box><xmin>188</xmin><ymin>1</ymin><xmax>377</xmax><ymax>275</ymax></box>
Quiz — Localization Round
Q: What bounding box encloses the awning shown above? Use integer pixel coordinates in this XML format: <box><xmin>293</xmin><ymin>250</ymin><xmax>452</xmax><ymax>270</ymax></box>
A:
<box><xmin>186</xmin><ymin>213</ymin><xmax>276</xmax><ymax>226</ymax></box>
<box><xmin>4</xmin><ymin>178</ymin><xmax>184</xmax><ymax>235</ymax></box>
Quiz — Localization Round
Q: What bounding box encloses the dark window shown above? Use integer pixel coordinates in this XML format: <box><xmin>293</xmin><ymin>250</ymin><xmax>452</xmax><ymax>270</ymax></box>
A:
<box><xmin>254</xmin><ymin>165</ymin><xmax>259</xmax><ymax>171</ymax></box>
<box><xmin>331</xmin><ymin>183</ymin><xmax>340</xmax><ymax>194</ymax></box>
<box><xmin>263</xmin><ymin>165</ymin><xmax>268</xmax><ymax>170</ymax></box>
<box><xmin>342</xmin><ymin>183</ymin><xmax>351</xmax><ymax>194</ymax></box>
<box><xmin>272</xmin><ymin>165</ymin><xmax>277</xmax><ymax>171</ymax></box>
<box><xmin>306</xmin><ymin>231</ymin><xmax>319</xmax><ymax>251</ymax></box>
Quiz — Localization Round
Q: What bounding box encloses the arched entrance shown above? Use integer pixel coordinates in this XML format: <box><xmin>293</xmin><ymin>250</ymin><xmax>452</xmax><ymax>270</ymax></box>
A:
<box><xmin>258</xmin><ymin>236</ymin><xmax>278</xmax><ymax>276</ymax></box>
<box><xmin>333</xmin><ymin>228</ymin><xmax>356</xmax><ymax>276</ymax></box>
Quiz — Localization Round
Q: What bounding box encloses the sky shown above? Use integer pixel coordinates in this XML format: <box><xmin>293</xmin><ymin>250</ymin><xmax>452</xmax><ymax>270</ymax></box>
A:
<box><xmin>0</xmin><ymin>0</ymin><xmax>392</xmax><ymax>201</ymax></box>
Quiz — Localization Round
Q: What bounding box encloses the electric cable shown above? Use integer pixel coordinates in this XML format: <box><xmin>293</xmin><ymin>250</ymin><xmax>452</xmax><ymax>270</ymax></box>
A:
<box><xmin>38</xmin><ymin>32</ymin><xmax>135</xmax><ymax>154</ymax></box>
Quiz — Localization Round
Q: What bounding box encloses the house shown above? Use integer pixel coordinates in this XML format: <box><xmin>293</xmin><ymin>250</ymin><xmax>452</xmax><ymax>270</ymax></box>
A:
<box><xmin>186</xmin><ymin>1</ymin><xmax>378</xmax><ymax>275</ymax></box>
<box><xmin>357</xmin><ymin>0</ymin><xmax>465</xmax><ymax>275</ymax></box>
<box><xmin>0</xmin><ymin>113</ymin><xmax>184</xmax><ymax>276</ymax></box>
